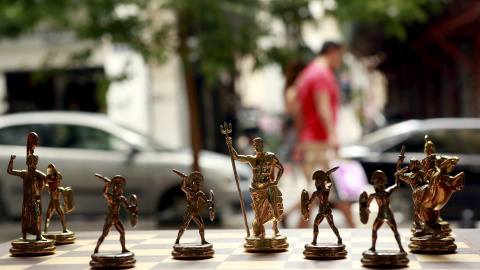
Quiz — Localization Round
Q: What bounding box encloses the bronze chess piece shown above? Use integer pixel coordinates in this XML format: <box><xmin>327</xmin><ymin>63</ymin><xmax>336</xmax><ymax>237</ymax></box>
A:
<box><xmin>90</xmin><ymin>174</ymin><xmax>138</xmax><ymax>269</ymax></box>
<box><xmin>406</xmin><ymin>136</ymin><xmax>465</xmax><ymax>253</ymax></box>
<box><xmin>7</xmin><ymin>132</ymin><xmax>56</xmax><ymax>256</ymax></box>
<box><xmin>222</xmin><ymin>123</ymin><xmax>288</xmax><ymax>252</ymax></box>
<box><xmin>359</xmin><ymin>147</ymin><xmax>409</xmax><ymax>267</ymax></box>
<box><xmin>42</xmin><ymin>164</ymin><xmax>75</xmax><ymax>244</ymax></box>
<box><xmin>171</xmin><ymin>170</ymin><xmax>215</xmax><ymax>259</ymax></box>
<box><xmin>301</xmin><ymin>167</ymin><xmax>347</xmax><ymax>259</ymax></box>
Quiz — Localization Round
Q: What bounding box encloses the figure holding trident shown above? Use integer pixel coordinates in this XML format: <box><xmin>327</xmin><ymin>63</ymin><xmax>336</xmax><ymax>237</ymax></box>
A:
<box><xmin>221</xmin><ymin>122</ymin><xmax>288</xmax><ymax>252</ymax></box>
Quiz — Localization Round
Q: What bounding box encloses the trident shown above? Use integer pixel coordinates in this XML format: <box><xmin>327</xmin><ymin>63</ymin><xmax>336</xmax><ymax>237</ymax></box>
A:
<box><xmin>220</xmin><ymin>122</ymin><xmax>250</xmax><ymax>236</ymax></box>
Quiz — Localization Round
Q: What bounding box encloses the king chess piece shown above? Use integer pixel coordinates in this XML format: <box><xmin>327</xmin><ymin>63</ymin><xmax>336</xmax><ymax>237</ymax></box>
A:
<box><xmin>42</xmin><ymin>164</ymin><xmax>75</xmax><ymax>244</ymax></box>
<box><xmin>360</xmin><ymin>147</ymin><xmax>409</xmax><ymax>268</ymax></box>
<box><xmin>90</xmin><ymin>174</ymin><xmax>138</xmax><ymax>268</ymax></box>
<box><xmin>7</xmin><ymin>132</ymin><xmax>55</xmax><ymax>256</ymax></box>
<box><xmin>171</xmin><ymin>170</ymin><xmax>215</xmax><ymax>259</ymax></box>
<box><xmin>302</xmin><ymin>167</ymin><xmax>347</xmax><ymax>259</ymax></box>
<box><xmin>222</xmin><ymin>123</ymin><xmax>288</xmax><ymax>252</ymax></box>
<box><xmin>404</xmin><ymin>136</ymin><xmax>464</xmax><ymax>253</ymax></box>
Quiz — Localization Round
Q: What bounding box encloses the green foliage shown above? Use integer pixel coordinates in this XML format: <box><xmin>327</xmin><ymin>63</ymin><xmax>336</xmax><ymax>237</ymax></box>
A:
<box><xmin>330</xmin><ymin>0</ymin><xmax>448</xmax><ymax>41</ymax></box>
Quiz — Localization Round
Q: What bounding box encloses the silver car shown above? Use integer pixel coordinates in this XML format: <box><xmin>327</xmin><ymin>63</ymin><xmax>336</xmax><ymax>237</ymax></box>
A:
<box><xmin>0</xmin><ymin>111</ymin><xmax>251</xmax><ymax>222</ymax></box>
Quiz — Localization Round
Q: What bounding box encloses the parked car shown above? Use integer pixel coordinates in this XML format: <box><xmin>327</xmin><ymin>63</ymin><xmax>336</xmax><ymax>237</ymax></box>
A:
<box><xmin>339</xmin><ymin>118</ymin><xmax>480</xmax><ymax>221</ymax></box>
<box><xmin>0</xmin><ymin>111</ymin><xmax>252</xmax><ymax>223</ymax></box>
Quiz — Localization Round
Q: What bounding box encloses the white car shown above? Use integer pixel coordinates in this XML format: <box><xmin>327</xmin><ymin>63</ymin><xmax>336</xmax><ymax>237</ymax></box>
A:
<box><xmin>0</xmin><ymin>111</ymin><xmax>251</xmax><ymax>223</ymax></box>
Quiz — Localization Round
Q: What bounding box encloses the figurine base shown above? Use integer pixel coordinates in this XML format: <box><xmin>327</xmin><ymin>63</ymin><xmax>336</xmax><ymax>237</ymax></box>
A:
<box><xmin>303</xmin><ymin>243</ymin><xmax>347</xmax><ymax>259</ymax></box>
<box><xmin>172</xmin><ymin>243</ymin><xmax>214</xmax><ymax>259</ymax></box>
<box><xmin>244</xmin><ymin>235</ymin><xmax>288</xmax><ymax>252</ymax></box>
<box><xmin>90</xmin><ymin>251</ymin><xmax>136</xmax><ymax>268</ymax></box>
<box><xmin>409</xmin><ymin>235</ymin><xmax>456</xmax><ymax>253</ymax></box>
<box><xmin>10</xmin><ymin>238</ymin><xmax>56</xmax><ymax>256</ymax></box>
<box><xmin>411</xmin><ymin>221</ymin><xmax>451</xmax><ymax>236</ymax></box>
<box><xmin>361</xmin><ymin>249</ymin><xmax>409</xmax><ymax>268</ymax></box>
<box><xmin>43</xmin><ymin>230</ymin><xmax>75</xmax><ymax>244</ymax></box>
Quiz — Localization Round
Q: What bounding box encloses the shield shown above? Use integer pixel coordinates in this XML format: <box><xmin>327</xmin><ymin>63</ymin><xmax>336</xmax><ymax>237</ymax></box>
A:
<box><xmin>359</xmin><ymin>191</ymin><xmax>369</xmax><ymax>224</ymax></box>
<box><xmin>209</xmin><ymin>190</ymin><xmax>215</xmax><ymax>221</ymax></box>
<box><xmin>129</xmin><ymin>194</ymin><xmax>138</xmax><ymax>227</ymax></box>
<box><xmin>63</xmin><ymin>186</ymin><xmax>75</xmax><ymax>214</ymax></box>
<box><xmin>301</xmin><ymin>189</ymin><xmax>310</xmax><ymax>221</ymax></box>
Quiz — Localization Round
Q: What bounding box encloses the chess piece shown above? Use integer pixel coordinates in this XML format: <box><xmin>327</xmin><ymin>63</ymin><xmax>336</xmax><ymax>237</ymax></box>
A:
<box><xmin>360</xmin><ymin>147</ymin><xmax>409</xmax><ymax>267</ymax></box>
<box><xmin>222</xmin><ymin>123</ymin><xmax>288</xmax><ymax>252</ymax></box>
<box><xmin>408</xmin><ymin>152</ymin><xmax>464</xmax><ymax>253</ymax></box>
<box><xmin>90</xmin><ymin>174</ymin><xmax>138</xmax><ymax>269</ymax></box>
<box><xmin>42</xmin><ymin>164</ymin><xmax>75</xmax><ymax>244</ymax></box>
<box><xmin>302</xmin><ymin>167</ymin><xmax>347</xmax><ymax>259</ymax></box>
<box><xmin>7</xmin><ymin>132</ymin><xmax>56</xmax><ymax>256</ymax></box>
<box><xmin>171</xmin><ymin>170</ymin><xmax>215</xmax><ymax>259</ymax></box>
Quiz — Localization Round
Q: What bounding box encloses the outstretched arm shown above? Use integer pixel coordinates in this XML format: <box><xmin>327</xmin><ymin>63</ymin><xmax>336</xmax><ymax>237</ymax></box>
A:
<box><xmin>226</xmin><ymin>137</ymin><xmax>248</xmax><ymax>162</ymax></box>
<box><xmin>7</xmin><ymin>155</ymin><xmax>23</xmax><ymax>177</ymax></box>
<box><xmin>121</xmin><ymin>196</ymin><xmax>130</xmax><ymax>210</ymax></box>
<box><xmin>173</xmin><ymin>170</ymin><xmax>189</xmax><ymax>193</ymax></box>
<box><xmin>386</xmin><ymin>173</ymin><xmax>401</xmax><ymax>194</ymax></box>
<box><xmin>308</xmin><ymin>191</ymin><xmax>319</xmax><ymax>205</ymax></box>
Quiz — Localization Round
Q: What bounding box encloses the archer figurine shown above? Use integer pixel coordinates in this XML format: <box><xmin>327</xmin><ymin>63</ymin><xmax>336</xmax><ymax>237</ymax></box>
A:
<box><xmin>90</xmin><ymin>174</ymin><xmax>138</xmax><ymax>269</ymax></box>
<box><xmin>301</xmin><ymin>167</ymin><xmax>347</xmax><ymax>259</ymax></box>
<box><xmin>172</xmin><ymin>170</ymin><xmax>215</xmax><ymax>259</ymax></box>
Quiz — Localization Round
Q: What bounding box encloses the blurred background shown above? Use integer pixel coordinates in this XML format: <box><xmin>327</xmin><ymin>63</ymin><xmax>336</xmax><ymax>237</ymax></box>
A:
<box><xmin>0</xmin><ymin>0</ymin><xmax>479</xmax><ymax>241</ymax></box>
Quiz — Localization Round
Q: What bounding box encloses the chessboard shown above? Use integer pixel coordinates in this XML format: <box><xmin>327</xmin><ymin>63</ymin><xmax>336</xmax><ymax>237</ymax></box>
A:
<box><xmin>1</xmin><ymin>228</ymin><xmax>480</xmax><ymax>270</ymax></box>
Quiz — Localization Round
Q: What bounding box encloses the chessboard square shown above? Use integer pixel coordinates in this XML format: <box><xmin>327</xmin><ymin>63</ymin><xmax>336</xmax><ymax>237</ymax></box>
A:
<box><xmin>212</xmin><ymin>242</ymin><xmax>242</xmax><ymax>249</ymax></box>
<box><xmin>415</xmin><ymin>253</ymin><xmax>480</xmax><ymax>262</ymax></box>
<box><xmin>207</xmin><ymin>233</ymin><xmax>246</xmax><ymax>239</ymax></box>
<box><xmin>226</xmin><ymin>254</ymin><xmax>290</xmax><ymax>261</ymax></box>
<box><xmin>134</xmin><ymin>248</ymin><xmax>171</xmax><ymax>256</ymax></box>
<box><xmin>69</xmin><ymin>239</ymin><xmax>97</xmax><ymax>246</ymax></box>
<box><xmin>456</xmin><ymin>242</ymin><xmax>469</xmax><ymax>249</ymax></box>
<box><xmin>217</xmin><ymin>261</ymin><xmax>285</xmax><ymax>269</ymax></box>
<box><xmin>37</xmin><ymin>256</ymin><xmax>90</xmax><ymax>265</ymax></box>
<box><xmin>0</xmin><ymin>266</ymin><xmax>30</xmax><ymax>270</ymax></box>
<box><xmin>284</xmin><ymin>259</ymin><xmax>352</xmax><ymax>269</ymax></box>
<box><xmin>73</xmin><ymin>243</ymin><xmax>136</xmax><ymax>251</ymax></box>
<box><xmin>135</xmin><ymin>262</ymin><xmax>160</xmax><ymax>270</ymax></box>
<box><xmin>141</xmin><ymin>238</ymin><xmax>195</xmax><ymax>245</ymax></box>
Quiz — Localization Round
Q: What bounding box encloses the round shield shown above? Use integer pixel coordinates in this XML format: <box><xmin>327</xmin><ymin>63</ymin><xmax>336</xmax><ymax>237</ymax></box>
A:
<box><xmin>359</xmin><ymin>191</ymin><xmax>369</xmax><ymax>224</ymax></box>
<box><xmin>209</xmin><ymin>190</ymin><xmax>215</xmax><ymax>221</ymax></box>
<box><xmin>301</xmin><ymin>189</ymin><xmax>310</xmax><ymax>221</ymax></box>
<box><xmin>129</xmin><ymin>194</ymin><xmax>138</xmax><ymax>227</ymax></box>
<box><xmin>63</xmin><ymin>186</ymin><xmax>75</xmax><ymax>214</ymax></box>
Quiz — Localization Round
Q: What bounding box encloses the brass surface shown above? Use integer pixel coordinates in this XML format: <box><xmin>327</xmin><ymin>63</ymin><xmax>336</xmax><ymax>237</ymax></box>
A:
<box><xmin>92</xmin><ymin>174</ymin><xmax>137</xmax><ymax>257</ymax></box>
<box><xmin>409</xmin><ymin>235</ymin><xmax>457</xmax><ymax>253</ymax></box>
<box><xmin>244</xmin><ymin>235</ymin><xmax>289</xmax><ymax>252</ymax></box>
<box><xmin>226</xmin><ymin>133</ymin><xmax>286</xmax><ymax>242</ymax></box>
<box><xmin>361</xmin><ymin>250</ymin><xmax>409</xmax><ymax>267</ymax></box>
<box><xmin>10</xmin><ymin>238</ymin><xmax>56</xmax><ymax>256</ymax></box>
<box><xmin>301</xmin><ymin>189</ymin><xmax>309</xmax><ymax>220</ymax></box>
<box><xmin>303</xmin><ymin>168</ymin><xmax>343</xmax><ymax>246</ymax></box>
<box><xmin>172</xmin><ymin>170</ymin><xmax>214</xmax><ymax>248</ymax></box>
<box><xmin>303</xmin><ymin>243</ymin><xmax>347</xmax><ymax>259</ymax></box>
<box><xmin>90</xmin><ymin>251</ymin><xmax>136</xmax><ymax>268</ymax></box>
<box><xmin>43</xmin><ymin>230</ymin><xmax>76</xmax><ymax>244</ymax></box>
<box><xmin>7</xmin><ymin>132</ymin><xmax>54</xmax><ymax>242</ymax></box>
<box><xmin>360</xmin><ymin>149</ymin><xmax>406</xmax><ymax>254</ymax></box>
<box><xmin>172</xmin><ymin>243</ymin><xmax>214</xmax><ymax>259</ymax></box>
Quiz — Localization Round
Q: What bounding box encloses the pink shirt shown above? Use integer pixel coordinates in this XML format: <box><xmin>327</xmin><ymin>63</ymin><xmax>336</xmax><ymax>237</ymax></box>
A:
<box><xmin>296</xmin><ymin>62</ymin><xmax>339</xmax><ymax>142</ymax></box>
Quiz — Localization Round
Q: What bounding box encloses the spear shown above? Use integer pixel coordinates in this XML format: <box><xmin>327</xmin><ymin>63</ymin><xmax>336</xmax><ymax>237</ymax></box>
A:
<box><xmin>220</xmin><ymin>122</ymin><xmax>250</xmax><ymax>236</ymax></box>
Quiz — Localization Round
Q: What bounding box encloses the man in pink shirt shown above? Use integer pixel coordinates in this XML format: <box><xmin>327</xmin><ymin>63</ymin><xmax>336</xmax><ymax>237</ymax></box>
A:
<box><xmin>296</xmin><ymin>41</ymin><xmax>355</xmax><ymax>228</ymax></box>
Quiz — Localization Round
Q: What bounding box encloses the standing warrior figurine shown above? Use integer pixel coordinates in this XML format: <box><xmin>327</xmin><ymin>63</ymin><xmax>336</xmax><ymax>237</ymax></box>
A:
<box><xmin>7</xmin><ymin>132</ymin><xmax>56</xmax><ymax>255</ymax></box>
<box><xmin>43</xmin><ymin>164</ymin><xmax>76</xmax><ymax>244</ymax></box>
<box><xmin>171</xmin><ymin>170</ymin><xmax>215</xmax><ymax>259</ymax></box>
<box><xmin>301</xmin><ymin>167</ymin><xmax>347</xmax><ymax>259</ymax></box>
<box><xmin>90</xmin><ymin>174</ymin><xmax>138</xmax><ymax>269</ymax></box>
<box><xmin>226</xmin><ymin>134</ymin><xmax>288</xmax><ymax>252</ymax></box>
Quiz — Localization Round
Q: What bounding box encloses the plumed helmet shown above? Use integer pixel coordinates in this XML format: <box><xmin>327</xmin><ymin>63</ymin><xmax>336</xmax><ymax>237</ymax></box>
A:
<box><xmin>312</xmin><ymin>170</ymin><xmax>327</xmax><ymax>181</ymax></box>
<box><xmin>370</xmin><ymin>170</ymin><xmax>387</xmax><ymax>184</ymax></box>
<box><xmin>111</xmin><ymin>175</ymin><xmax>126</xmax><ymax>187</ymax></box>
<box><xmin>424</xmin><ymin>135</ymin><xmax>436</xmax><ymax>155</ymax></box>
<box><xmin>187</xmin><ymin>171</ymin><xmax>204</xmax><ymax>186</ymax></box>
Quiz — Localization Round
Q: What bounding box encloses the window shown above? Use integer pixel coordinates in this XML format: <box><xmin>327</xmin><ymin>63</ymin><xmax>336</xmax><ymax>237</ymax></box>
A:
<box><xmin>0</xmin><ymin>125</ymin><xmax>48</xmax><ymax>146</ymax></box>
<box><xmin>46</xmin><ymin>124</ymin><xmax>130</xmax><ymax>151</ymax></box>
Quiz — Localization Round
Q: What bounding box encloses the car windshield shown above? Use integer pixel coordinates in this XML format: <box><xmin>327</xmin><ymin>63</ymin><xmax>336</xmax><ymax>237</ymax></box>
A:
<box><xmin>118</xmin><ymin>124</ymin><xmax>169</xmax><ymax>152</ymax></box>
